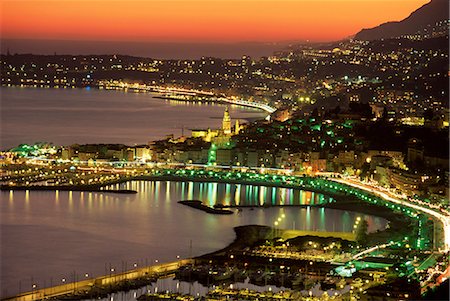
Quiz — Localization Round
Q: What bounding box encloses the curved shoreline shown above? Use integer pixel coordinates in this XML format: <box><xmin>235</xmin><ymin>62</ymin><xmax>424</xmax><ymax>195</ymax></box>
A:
<box><xmin>153</xmin><ymin>95</ymin><xmax>274</xmax><ymax>114</ymax></box>
<box><xmin>2</xmin><ymin>175</ymin><xmax>404</xmax><ymax>223</ymax></box>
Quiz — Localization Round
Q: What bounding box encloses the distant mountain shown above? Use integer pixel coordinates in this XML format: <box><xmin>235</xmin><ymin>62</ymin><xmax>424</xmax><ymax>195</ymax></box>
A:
<box><xmin>355</xmin><ymin>0</ymin><xmax>449</xmax><ymax>40</ymax></box>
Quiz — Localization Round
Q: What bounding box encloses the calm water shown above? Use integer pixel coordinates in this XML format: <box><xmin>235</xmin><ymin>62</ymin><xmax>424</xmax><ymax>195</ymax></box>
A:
<box><xmin>0</xmin><ymin>181</ymin><xmax>388</xmax><ymax>297</ymax></box>
<box><xmin>0</xmin><ymin>87</ymin><xmax>267</xmax><ymax>149</ymax></box>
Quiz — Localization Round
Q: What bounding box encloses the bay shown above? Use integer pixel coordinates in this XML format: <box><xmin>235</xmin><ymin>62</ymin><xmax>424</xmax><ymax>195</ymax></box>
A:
<box><xmin>0</xmin><ymin>180</ymin><xmax>388</xmax><ymax>297</ymax></box>
<box><xmin>0</xmin><ymin>87</ymin><xmax>267</xmax><ymax>149</ymax></box>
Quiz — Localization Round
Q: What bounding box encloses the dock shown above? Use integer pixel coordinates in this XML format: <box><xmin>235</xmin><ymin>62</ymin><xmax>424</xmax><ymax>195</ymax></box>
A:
<box><xmin>2</xmin><ymin>259</ymin><xmax>194</xmax><ymax>301</ymax></box>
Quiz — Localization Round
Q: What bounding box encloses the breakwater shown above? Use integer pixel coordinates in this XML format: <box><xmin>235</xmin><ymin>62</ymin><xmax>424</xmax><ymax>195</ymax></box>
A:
<box><xmin>178</xmin><ymin>200</ymin><xmax>234</xmax><ymax>214</ymax></box>
<box><xmin>2</xmin><ymin>259</ymin><xmax>193</xmax><ymax>301</ymax></box>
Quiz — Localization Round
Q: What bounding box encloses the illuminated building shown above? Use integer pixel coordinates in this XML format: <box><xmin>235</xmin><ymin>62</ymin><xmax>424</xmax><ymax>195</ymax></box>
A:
<box><xmin>191</xmin><ymin>128</ymin><xmax>219</xmax><ymax>142</ymax></box>
<box><xmin>235</xmin><ymin>119</ymin><xmax>241</xmax><ymax>135</ymax></box>
<box><xmin>222</xmin><ymin>106</ymin><xmax>232</xmax><ymax>135</ymax></box>
<box><xmin>388</xmin><ymin>168</ymin><xmax>422</xmax><ymax>195</ymax></box>
<box><xmin>191</xmin><ymin>107</ymin><xmax>241</xmax><ymax>142</ymax></box>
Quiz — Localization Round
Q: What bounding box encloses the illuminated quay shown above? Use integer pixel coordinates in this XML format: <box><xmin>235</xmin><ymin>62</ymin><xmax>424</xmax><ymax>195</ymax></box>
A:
<box><xmin>99</xmin><ymin>82</ymin><xmax>277</xmax><ymax>114</ymax></box>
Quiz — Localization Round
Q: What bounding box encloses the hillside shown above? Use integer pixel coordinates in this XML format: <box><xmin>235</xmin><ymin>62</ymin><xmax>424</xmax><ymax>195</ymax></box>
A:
<box><xmin>355</xmin><ymin>0</ymin><xmax>449</xmax><ymax>40</ymax></box>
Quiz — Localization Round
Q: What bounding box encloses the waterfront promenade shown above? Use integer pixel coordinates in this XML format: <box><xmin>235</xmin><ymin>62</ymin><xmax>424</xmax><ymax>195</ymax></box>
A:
<box><xmin>331</xmin><ymin>177</ymin><xmax>450</xmax><ymax>252</ymax></box>
<box><xmin>2</xmin><ymin>259</ymin><xmax>193</xmax><ymax>301</ymax></box>
<box><xmin>100</xmin><ymin>82</ymin><xmax>277</xmax><ymax>113</ymax></box>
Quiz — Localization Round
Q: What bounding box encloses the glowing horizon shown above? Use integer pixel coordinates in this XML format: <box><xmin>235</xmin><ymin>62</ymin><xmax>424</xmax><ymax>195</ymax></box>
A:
<box><xmin>1</xmin><ymin>0</ymin><xmax>429</xmax><ymax>43</ymax></box>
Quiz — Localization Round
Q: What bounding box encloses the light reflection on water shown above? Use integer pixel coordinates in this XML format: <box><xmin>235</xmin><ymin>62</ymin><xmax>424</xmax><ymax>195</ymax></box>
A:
<box><xmin>116</xmin><ymin>181</ymin><xmax>334</xmax><ymax>207</ymax></box>
<box><xmin>1</xmin><ymin>181</ymin><xmax>387</xmax><ymax>298</ymax></box>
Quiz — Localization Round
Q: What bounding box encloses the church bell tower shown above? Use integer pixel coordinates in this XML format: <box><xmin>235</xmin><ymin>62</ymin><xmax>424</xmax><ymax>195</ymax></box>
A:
<box><xmin>222</xmin><ymin>106</ymin><xmax>232</xmax><ymax>135</ymax></box>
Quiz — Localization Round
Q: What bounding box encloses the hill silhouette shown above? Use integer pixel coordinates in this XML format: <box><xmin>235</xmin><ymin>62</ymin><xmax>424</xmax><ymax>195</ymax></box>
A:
<box><xmin>355</xmin><ymin>0</ymin><xmax>449</xmax><ymax>40</ymax></box>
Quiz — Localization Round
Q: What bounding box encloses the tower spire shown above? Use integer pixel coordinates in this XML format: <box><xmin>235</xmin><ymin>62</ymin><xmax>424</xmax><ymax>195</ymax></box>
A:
<box><xmin>222</xmin><ymin>106</ymin><xmax>231</xmax><ymax>135</ymax></box>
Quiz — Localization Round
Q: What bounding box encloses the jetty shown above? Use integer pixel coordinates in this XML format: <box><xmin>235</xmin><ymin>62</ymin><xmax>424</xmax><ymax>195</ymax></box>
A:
<box><xmin>2</xmin><ymin>259</ymin><xmax>193</xmax><ymax>301</ymax></box>
<box><xmin>178</xmin><ymin>200</ymin><xmax>234</xmax><ymax>215</ymax></box>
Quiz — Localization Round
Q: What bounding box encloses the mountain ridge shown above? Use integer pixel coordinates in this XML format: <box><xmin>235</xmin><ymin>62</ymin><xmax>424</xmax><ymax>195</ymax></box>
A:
<box><xmin>355</xmin><ymin>0</ymin><xmax>449</xmax><ymax>40</ymax></box>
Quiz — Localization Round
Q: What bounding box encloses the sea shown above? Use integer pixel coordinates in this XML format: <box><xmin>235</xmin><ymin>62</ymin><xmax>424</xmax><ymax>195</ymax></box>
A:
<box><xmin>0</xmin><ymin>87</ymin><xmax>266</xmax><ymax>150</ymax></box>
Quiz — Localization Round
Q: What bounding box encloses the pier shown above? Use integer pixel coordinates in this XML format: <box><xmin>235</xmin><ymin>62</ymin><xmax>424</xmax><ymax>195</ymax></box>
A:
<box><xmin>2</xmin><ymin>259</ymin><xmax>193</xmax><ymax>301</ymax></box>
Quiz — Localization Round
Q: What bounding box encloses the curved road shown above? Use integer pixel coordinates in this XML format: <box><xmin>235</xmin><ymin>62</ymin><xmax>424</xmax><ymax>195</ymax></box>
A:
<box><xmin>332</xmin><ymin>178</ymin><xmax>450</xmax><ymax>253</ymax></box>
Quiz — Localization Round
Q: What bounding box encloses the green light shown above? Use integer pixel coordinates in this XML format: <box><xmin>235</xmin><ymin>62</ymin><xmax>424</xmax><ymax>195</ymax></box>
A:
<box><xmin>311</xmin><ymin>124</ymin><xmax>321</xmax><ymax>131</ymax></box>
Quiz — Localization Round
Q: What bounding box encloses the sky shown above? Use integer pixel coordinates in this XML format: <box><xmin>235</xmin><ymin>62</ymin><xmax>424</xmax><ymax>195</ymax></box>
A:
<box><xmin>1</xmin><ymin>0</ymin><xmax>429</xmax><ymax>43</ymax></box>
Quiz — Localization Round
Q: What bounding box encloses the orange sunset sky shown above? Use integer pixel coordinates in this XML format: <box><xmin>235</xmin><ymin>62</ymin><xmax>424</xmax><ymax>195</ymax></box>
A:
<box><xmin>1</xmin><ymin>0</ymin><xmax>429</xmax><ymax>43</ymax></box>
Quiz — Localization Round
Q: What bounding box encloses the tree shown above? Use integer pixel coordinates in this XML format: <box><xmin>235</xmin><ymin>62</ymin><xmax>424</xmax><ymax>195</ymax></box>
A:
<box><xmin>356</xmin><ymin>219</ymin><xmax>369</xmax><ymax>246</ymax></box>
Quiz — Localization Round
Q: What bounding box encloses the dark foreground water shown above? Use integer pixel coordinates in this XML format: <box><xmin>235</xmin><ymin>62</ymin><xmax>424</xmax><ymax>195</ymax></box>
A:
<box><xmin>0</xmin><ymin>87</ymin><xmax>267</xmax><ymax>149</ymax></box>
<box><xmin>0</xmin><ymin>181</ymin><xmax>388</xmax><ymax>297</ymax></box>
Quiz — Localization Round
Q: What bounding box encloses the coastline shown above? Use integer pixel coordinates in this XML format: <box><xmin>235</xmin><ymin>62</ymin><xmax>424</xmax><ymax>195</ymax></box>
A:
<box><xmin>152</xmin><ymin>94</ymin><xmax>275</xmax><ymax>114</ymax></box>
<box><xmin>1</xmin><ymin>175</ymin><xmax>403</xmax><ymax>220</ymax></box>
<box><xmin>3</xmin><ymin>178</ymin><xmax>409</xmax><ymax>244</ymax></box>
<box><xmin>2</xmin><ymin>175</ymin><xmax>413</xmax><ymax>243</ymax></box>
<box><xmin>1</xmin><ymin>85</ymin><xmax>274</xmax><ymax>115</ymax></box>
